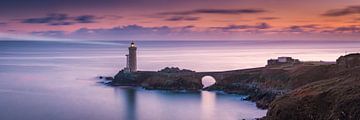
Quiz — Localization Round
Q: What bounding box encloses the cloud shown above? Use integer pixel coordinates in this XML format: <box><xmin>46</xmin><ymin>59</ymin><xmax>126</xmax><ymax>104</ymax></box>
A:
<box><xmin>280</xmin><ymin>24</ymin><xmax>320</xmax><ymax>33</ymax></box>
<box><xmin>72</xmin><ymin>24</ymin><xmax>173</xmax><ymax>36</ymax></box>
<box><xmin>22</xmin><ymin>13</ymin><xmax>70</xmax><ymax>25</ymax></box>
<box><xmin>164</xmin><ymin>16</ymin><xmax>200</xmax><ymax>21</ymax></box>
<box><xmin>277</xmin><ymin>24</ymin><xmax>360</xmax><ymax>35</ymax></box>
<box><xmin>322</xmin><ymin>25</ymin><xmax>360</xmax><ymax>33</ymax></box>
<box><xmin>159</xmin><ymin>8</ymin><xmax>266</xmax><ymax>15</ymax></box>
<box><xmin>21</xmin><ymin>13</ymin><xmax>99</xmax><ymax>26</ymax></box>
<box><xmin>322</xmin><ymin>6</ymin><xmax>360</xmax><ymax>16</ymax></box>
<box><xmin>335</xmin><ymin>26</ymin><xmax>360</xmax><ymax>32</ymax></box>
<box><xmin>0</xmin><ymin>22</ymin><xmax>6</xmax><ymax>26</ymax></box>
<box><xmin>258</xmin><ymin>17</ymin><xmax>279</xmax><ymax>20</ymax></box>
<box><xmin>27</xmin><ymin>24</ymin><xmax>360</xmax><ymax>40</ymax></box>
<box><xmin>31</xmin><ymin>30</ymin><xmax>66</xmax><ymax>37</ymax></box>
<box><xmin>69</xmin><ymin>24</ymin><xmax>198</xmax><ymax>39</ymax></box>
<box><xmin>28</xmin><ymin>24</ymin><xmax>203</xmax><ymax>40</ymax></box>
<box><xmin>211</xmin><ymin>22</ymin><xmax>271</xmax><ymax>31</ymax></box>
<box><xmin>102</xmin><ymin>15</ymin><xmax>123</xmax><ymax>20</ymax></box>
<box><xmin>74</xmin><ymin>15</ymin><xmax>97</xmax><ymax>23</ymax></box>
<box><xmin>286</xmin><ymin>26</ymin><xmax>306</xmax><ymax>32</ymax></box>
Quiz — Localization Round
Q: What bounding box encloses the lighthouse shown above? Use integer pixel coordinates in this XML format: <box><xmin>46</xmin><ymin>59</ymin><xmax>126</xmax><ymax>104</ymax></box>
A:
<box><xmin>127</xmin><ymin>41</ymin><xmax>137</xmax><ymax>72</ymax></box>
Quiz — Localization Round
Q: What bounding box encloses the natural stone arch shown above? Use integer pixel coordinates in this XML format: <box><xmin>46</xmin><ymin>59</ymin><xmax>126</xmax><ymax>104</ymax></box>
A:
<box><xmin>201</xmin><ymin>75</ymin><xmax>217</xmax><ymax>88</ymax></box>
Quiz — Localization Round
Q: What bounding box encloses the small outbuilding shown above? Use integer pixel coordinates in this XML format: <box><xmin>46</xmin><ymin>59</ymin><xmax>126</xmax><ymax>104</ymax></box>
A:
<box><xmin>267</xmin><ymin>57</ymin><xmax>300</xmax><ymax>66</ymax></box>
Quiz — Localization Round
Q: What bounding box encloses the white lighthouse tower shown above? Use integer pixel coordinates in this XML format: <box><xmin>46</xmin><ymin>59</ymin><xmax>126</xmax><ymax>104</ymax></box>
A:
<box><xmin>127</xmin><ymin>41</ymin><xmax>137</xmax><ymax>72</ymax></box>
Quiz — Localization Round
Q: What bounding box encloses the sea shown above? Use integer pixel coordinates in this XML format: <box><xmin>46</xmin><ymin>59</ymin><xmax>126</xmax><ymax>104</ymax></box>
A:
<box><xmin>0</xmin><ymin>40</ymin><xmax>359</xmax><ymax>120</ymax></box>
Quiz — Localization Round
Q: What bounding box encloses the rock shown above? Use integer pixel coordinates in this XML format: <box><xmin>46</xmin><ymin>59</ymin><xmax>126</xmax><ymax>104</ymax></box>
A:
<box><xmin>337</xmin><ymin>53</ymin><xmax>360</xmax><ymax>69</ymax></box>
<box><xmin>158</xmin><ymin>67</ymin><xmax>195</xmax><ymax>73</ymax></box>
<box><xmin>105</xmin><ymin>77</ymin><xmax>113</xmax><ymax>80</ymax></box>
<box><xmin>107</xmin><ymin>53</ymin><xmax>360</xmax><ymax>120</ymax></box>
<box><xmin>98</xmin><ymin>76</ymin><xmax>113</xmax><ymax>80</ymax></box>
<box><xmin>111</xmin><ymin>69</ymin><xmax>202</xmax><ymax>90</ymax></box>
<box><xmin>141</xmin><ymin>74</ymin><xmax>202</xmax><ymax>90</ymax></box>
<box><xmin>111</xmin><ymin>71</ymin><xmax>138</xmax><ymax>86</ymax></box>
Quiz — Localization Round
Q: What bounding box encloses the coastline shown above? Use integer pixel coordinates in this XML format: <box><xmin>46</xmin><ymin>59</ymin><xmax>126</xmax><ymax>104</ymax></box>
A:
<box><xmin>107</xmin><ymin>53</ymin><xmax>360</xmax><ymax>120</ymax></box>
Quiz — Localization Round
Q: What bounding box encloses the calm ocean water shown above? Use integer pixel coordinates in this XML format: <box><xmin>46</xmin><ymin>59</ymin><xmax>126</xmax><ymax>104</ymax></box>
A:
<box><xmin>0</xmin><ymin>40</ymin><xmax>359</xmax><ymax>120</ymax></box>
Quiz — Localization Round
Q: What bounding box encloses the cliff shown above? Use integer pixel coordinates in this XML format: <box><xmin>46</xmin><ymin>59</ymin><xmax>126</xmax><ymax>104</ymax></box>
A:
<box><xmin>265</xmin><ymin>53</ymin><xmax>360</xmax><ymax>120</ymax></box>
<box><xmin>109</xmin><ymin>53</ymin><xmax>360</xmax><ymax>120</ymax></box>
<box><xmin>111</xmin><ymin>61</ymin><xmax>337</xmax><ymax>109</ymax></box>
<box><xmin>206</xmin><ymin>62</ymin><xmax>336</xmax><ymax>109</ymax></box>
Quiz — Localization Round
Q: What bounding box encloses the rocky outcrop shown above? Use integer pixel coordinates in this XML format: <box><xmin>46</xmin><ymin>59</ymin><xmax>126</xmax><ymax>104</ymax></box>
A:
<box><xmin>111</xmin><ymin>61</ymin><xmax>337</xmax><ymax>109</ymax></box>
<box><xmin>141</xmin><ymin>73</ymin><xmax>202</xmax><ymax>90</ymax></box>
<box><xmin>111</xmin><ymin>68</ymin><xmax>202</xmax><ymax>90</ymax></box>
<box><xmin>205</xmin><ymin>62</ymin><xmax>338</xmax><ymax>109</ymax></box>
<box><xmin>337</xmin><ymin>53</ymin><xmax>360</xmax><ymax>69</ymax></box>
<box><xmin>109</xmin><ymin>53</ymin><xmax>360</xmax><ymax>120</ymax></box>
<box><xmin>158</xmin><ymin>67</ymin><xmax>195</xmax><ymax>73</ymax></box>
<box><xmin>111</xmin><ymin>70</ymin><xmax>139</xmax><ymax>86</ymax></box>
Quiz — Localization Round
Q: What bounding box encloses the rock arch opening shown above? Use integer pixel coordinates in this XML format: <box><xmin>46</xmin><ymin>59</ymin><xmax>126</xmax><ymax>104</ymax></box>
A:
<box><xmin>201</xmin><ymin>76</ymin><xmax>216</xmax><ymax>88</ymax></box>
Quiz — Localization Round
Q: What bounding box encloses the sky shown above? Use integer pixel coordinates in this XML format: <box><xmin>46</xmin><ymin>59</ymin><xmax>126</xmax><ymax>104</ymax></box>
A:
<box><xmin>0</xmin><ymin>0</ymin><xmax>360</xmax><ymax>41</ymax></box>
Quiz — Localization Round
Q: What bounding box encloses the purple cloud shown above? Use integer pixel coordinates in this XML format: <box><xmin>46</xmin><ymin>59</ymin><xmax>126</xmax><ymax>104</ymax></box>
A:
<box><xmin>68</xmin><ymin>24</ymin><xmax>198</xmax><ymax>40</ymax></box>
<box><xmin>322</xmin><ymin>6</ymin><xmax>360</xmax><ymax>16</ymax></box>
<box><xmin>27</xmin><ymin>24</ymin><xmax>360</xmax><ymax>40</ymax></box>
<box><xmin>164</xmin><ymin>16</ymin><xmax>200</xmax><ymax>21</ymax></box>
<box><xmin>31</xmin><ymin>30</ymin><xmax>66</xmax><ymax>37</ymax></box>
<box><xmin>28</xmin><ymin>24</ymin><xmax>200</xmax><ymax>40</ymax></box>
<box><xmin>258</xmin><ymin>17</ymin><xmax>279</xmax><ymax>20</ymax></box>
<box><xmin>279</xmin><ymin>24</ymin><xmax>320</xmax><ymax>33</ymax></box>
<box><xmin>324</xmin><ymin>26</ymin><xmax>360</xmax><ymax>33</ymax></box>
<box><xmin>0</xmin><ymin>22</ymin><xmax>6</xmax><ymax>26</ymax></box>
<box><xmin>73</xmin><ymin>25</ymin><xmax>173</xmax><ymax>36</ymax></box>
<box><xmin>21</xmin><ymin>13</ymin><xmax>98</xmax><ymax>26</ymax></box>
<box><xmin>211</xmin><ymin>23</ymin><xmax>271</xmax><ymax>31</ymax></box>
<box><xmin>159</xmin><ymin>8</ymin><xmax>266</xmax><ymax>15</ymax></box>
<box><xmin>74</xmin><ymin>15</ymin><xmax>97</xmax><ymax>23</ymax></box>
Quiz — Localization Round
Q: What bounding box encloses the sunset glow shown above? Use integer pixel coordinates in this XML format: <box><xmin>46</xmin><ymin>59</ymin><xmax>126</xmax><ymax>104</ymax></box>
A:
<box><xmin>1</xmin><ymin>0</ymin><xmax>360</xmax><ymax>40</ymax></box>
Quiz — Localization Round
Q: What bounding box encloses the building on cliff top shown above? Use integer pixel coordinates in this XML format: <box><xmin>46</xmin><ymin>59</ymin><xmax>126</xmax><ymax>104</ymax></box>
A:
<box><xmin>267</xmin><ymin>57</ymin><xmax>300</xmax><ymax>66</ymax></box>
<box><xmin>123</xmin><ymin>41</ymin><xmax>137</xmax><ymax>72</ymax></box>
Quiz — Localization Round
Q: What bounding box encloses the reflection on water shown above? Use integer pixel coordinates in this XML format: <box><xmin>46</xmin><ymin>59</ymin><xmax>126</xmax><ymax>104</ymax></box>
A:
<box><xmin>201</xmin><ymin>91</ymin><xmax>216</xmax><ymax>120</ymax></box>
<box><xmin>1</xmin><ymin>40</ymin><xmax>358</xmax><ymax>120</ymax></box>
<box><xmin>110</xmin><ymin>87</ymin><xmax>266</xmax><ymax>120</ymax></box>
<box><xmin>115</xmin><ymin>88</ymin><xmax>137</xmax><ymax>120</ymax></box>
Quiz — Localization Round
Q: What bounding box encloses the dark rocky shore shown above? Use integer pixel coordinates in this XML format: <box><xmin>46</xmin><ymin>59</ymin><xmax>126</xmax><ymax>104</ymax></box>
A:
<box><xmin>108</xmin><ymin>53</ymin><xmax>360</xmax><ymax>120</ymax></box>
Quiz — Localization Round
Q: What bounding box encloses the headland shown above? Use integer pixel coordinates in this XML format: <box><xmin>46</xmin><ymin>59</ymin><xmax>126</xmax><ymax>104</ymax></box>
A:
<box><xmin>106</xmin><ymin>53</ymin><xmax>360</xmax><ymax>120</ymax></box>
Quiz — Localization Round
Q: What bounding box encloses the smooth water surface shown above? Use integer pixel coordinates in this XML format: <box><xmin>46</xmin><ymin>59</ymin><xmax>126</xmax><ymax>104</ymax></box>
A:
<box><xmin>1</xmin><ymin>40</ymin><xmax>360</xmax><ymax>120</ymax></box>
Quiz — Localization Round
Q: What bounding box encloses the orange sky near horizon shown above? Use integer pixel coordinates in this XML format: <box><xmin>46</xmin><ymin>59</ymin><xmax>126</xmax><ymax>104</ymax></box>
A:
<box><xmin>0</xmin><ymin>0</ymin><xmax>360</xmax><ymax>40</ymax></box>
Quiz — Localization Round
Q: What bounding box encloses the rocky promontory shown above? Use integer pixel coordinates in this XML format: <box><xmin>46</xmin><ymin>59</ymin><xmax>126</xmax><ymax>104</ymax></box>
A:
<box><xmin>111</xmin><ymin>67</ymin><xmax>203</xmax><ymax>90</ymax></box>
<box><xmin>109</xmin><ymin>53</ymin><xmax>360</xmax><ymax>120</ymax></box>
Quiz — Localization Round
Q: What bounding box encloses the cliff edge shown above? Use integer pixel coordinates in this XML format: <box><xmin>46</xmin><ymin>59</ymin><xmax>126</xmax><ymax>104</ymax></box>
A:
<box><xmin>109</xmin><ymin>53</ymin><xmax>360</xmax><ymax>119</ymax></box>
<box><xmin>265</xmin><ymin>53</ymin><xmax>360</xmax><ymax>120</ymax></box>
